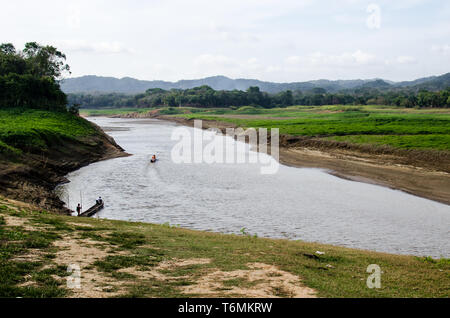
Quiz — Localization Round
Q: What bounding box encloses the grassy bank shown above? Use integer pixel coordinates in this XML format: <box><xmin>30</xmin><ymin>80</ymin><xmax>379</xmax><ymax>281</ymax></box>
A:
<box><xmin>80</xmin><ymin>107</ymin><xmax>153</xmax><ymax>117</ymax></box>
<box><xmin>0</xmin><ymin>109</ymin><xmax>96</xmax><ymax>155</ymax></box>
<box><xmin>175</xmin><ymin>105</ymin><xmax>450</xmax><ymax>151</ymax></box>
<box><xmin>0</xmin><ymin>108</ymin><xmax>125</xmax><ymax>212</ymax></box>
<box><xmin>1</xmin><ymin>197</ymin><xmax>448</xmax><ymax>298</ymax></box>
<box><xmin>80</xmin><ymin>105</ymin><xmax>450</xmax><ymax>151</ymax></box>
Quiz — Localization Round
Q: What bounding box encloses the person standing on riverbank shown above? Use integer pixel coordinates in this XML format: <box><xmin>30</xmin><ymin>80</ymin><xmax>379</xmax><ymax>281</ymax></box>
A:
<box><xmin>76</xmin><ymin>204</ymin><xmax>82</xmax><ymax>216</ymax></box>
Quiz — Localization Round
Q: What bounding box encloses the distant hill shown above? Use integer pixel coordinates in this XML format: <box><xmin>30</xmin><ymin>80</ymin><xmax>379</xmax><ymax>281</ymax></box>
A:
<box><xmin>61</xmin><ymin>73</ymin><xmax>450</xmax><ymax>94</ymax></box>
<box><xmin>358</xmin><ymin>79</ymin><xmax>393</xmax><ymax>89</ymax></box>
<box><xmin>411</xmin><ymin>73</ymin><xmax>450</xmax><ymax>91</ymax></box>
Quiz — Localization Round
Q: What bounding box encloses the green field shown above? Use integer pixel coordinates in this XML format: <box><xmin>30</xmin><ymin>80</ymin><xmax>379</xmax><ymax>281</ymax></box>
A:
<box><xmin>80</xmin><ymin>107</ymin><xmax>153</xmax><ymax>117</ymax></box>
<box><xmin>168</xmin><ymin>105</ymin><xmax>450</xmax><ymax>151</ymax></box>
<box><xmin>0</xmin><ymin>199</ymin><xmax>448</xmax><ymax>298</ymax></box>
<box><xmin>0</xmin><ymin>109</ymin><xmax>96</xmax><ymax>155</ymax></box>
<box><xmin>79</xmin><ymin>106</ymin><xmax>209</xmax><ymax>117</ymax></box>
<box><xmin>80</xmin><ymin>105</ymin><xmax>450</xmax><ymax>151</ymax></box>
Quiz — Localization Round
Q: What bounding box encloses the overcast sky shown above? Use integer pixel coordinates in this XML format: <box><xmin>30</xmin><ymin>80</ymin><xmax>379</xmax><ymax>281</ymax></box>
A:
<box><xmin>2</xmin><ymin>0</ymin><xmax>449</xmax><ymax>82</ymax></box>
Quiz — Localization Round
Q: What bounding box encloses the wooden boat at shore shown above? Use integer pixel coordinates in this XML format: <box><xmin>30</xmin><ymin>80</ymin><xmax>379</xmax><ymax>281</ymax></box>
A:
<box><xmin>79</xmin><ymin>202</ymin><xmax>104</xmax><ymax>217</ymax></box>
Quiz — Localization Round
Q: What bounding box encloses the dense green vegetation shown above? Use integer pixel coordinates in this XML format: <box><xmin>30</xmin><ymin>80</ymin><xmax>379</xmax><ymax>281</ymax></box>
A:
<box><xmin>174</xmin><ymin>106</ymin><xmax>450</xmax><ymax>151</ymax></box>
<box><xmin>69</xmin><ymin>84</ymin><xmax>450</xmax><ymax>109</ymax></box>
<box><xmin>0</xmin><ymin>42</ymin><xmax>96</xmax><ymax>156</ymax></box>
<box><xmin>1</xmin><ymin>199</ymin><xmax>448</xmax><ymax>298</ymax></box>
<box><xmin>84</xmin><ymin>105</ymin><xmax>450</xmax><ymax>151</ymax></box>
<box><xmin>0</xmin><ymin>42</ymin><xmax>69</xmax><ymax>112</ymax></box>
<box><xmin>0</xmin><ymin>109</ymin><xmax>96</xmax><ymax>155</ymax></box>
<box><xmin>81</xmin><ymin>107</ymin><xmax>153</xmax><ymax>116</ymax></box>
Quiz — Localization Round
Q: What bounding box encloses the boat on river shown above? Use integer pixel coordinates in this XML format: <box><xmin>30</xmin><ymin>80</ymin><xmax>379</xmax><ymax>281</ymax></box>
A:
<box><xmin>79</xmin><ymin>202</ymin><xmax>104</xmax><ymax>217</ymax></box>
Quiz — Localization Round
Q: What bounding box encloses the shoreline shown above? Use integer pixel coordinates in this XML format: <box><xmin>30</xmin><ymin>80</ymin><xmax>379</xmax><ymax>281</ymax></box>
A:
<box><xmin>1</xmin><ymin>196</ymin><xmax>448</xmax><ymax>298</ymax></box>
<box><xmin>1</xmin><ymin>115</ymin><xmax>448</xmax><ymax>298</ymax></box>
<box><xmin>0</xmin><ymin>117</ymin><xmax>128</xmax><ymax>214</ymax></box>
<box><xmin>142</xmin><ymin>114</ymin><xmax>450</xmax><ymax>205</ymax></box>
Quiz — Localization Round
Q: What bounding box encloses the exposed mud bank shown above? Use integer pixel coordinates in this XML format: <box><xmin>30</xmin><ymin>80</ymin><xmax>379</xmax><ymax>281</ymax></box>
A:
<box><xmin>0</xmin><ymin>119</ymin><xmax>128</xmax><ymax>214</ymax></box>
<box><xmin>151</xmin><ymin>114</ymin><xmax>450</xmax><ymax>205</ymax></box>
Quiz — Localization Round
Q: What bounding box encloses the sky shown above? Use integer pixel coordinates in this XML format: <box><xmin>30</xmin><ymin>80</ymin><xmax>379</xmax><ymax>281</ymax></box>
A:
<box><xmin>1</xmin><ymin>0</ymin><xmax>449</xmax><ymax>82</ymax></box>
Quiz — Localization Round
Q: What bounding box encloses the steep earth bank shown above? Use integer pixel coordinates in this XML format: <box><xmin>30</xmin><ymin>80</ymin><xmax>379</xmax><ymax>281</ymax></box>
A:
<box><xmin>0</xmin><ymin>120</ymin><xmax>127</xmax><ymax>214</ymax></box>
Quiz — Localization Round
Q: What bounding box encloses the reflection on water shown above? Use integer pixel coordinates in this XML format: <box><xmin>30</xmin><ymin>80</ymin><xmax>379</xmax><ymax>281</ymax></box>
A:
<box><xmin>56</xmin><ymin>117</ymin><xmax>450</xmax><ymax>258</ymax></box>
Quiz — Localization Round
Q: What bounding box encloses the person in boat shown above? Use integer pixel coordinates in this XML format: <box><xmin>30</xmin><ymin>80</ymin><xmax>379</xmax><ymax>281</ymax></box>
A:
<box><xmin>151</xmin><ymin>155</ymin><xmax>157</xmax><ymax>163</ymax></box>
<box><xmin>76</xmin><ymin>203</ymin><xmax>82</xmax><ymax>216</ymax></box>
<box><xmin>96</xmin><ymin>197</ymin><xmax>103</xmax><ymax>205</ymax></box>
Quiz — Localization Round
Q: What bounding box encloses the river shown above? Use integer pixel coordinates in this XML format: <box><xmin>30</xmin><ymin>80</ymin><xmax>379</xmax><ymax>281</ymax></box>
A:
<box><xmin>56</xmin><ymin>117</ymin><xmax>450</xmax><ymax>258</ymax></box>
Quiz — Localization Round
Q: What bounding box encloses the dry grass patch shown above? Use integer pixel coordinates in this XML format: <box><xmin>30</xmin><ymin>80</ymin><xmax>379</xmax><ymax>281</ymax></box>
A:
<box><xmin>182</xmin><ymin>262</ymin><xmax>317</xmax><ymax>298</ymax></box>
<box><xmin>52</xmin><ymin>235</ymin><xmax>126</xmax><ymax>298</ymax></box>
<box><xmin>118</xmin><ymin>258</ymin><xmax>211</xmax><ymax>282</ymax></box>
<box><xmin>157</xmin><ymin>258</ymin><xmax>211</xmax><ymax>270</ymax></box>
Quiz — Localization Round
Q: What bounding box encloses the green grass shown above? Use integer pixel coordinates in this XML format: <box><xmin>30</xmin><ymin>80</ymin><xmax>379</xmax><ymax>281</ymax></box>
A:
<box><xmin>80</xmin><ymin>107</ymin><xmax>154</xmax><ymax>117</ymax></box>
<box><xmin>80</xmin><ymin>106</ymin><xmax>217</xmax><ymax>117</ymax></box>
<box><xmin>83</xmin><ymin>105</ymin><xmax>450</xmax><ymax>151</ymax></box>
<box><xmin>0</xmin><ymin>198</ymin><xmax>448</xmax><ymax>298</ymax></box>
<box><xmin>168</xmin><ymin>105</ymin><xmax>450</xmax><ymax>151</ymax></box>
<box><xmin>0</xmin><ymin>205</ymin><xmax>67</xmax><ymax>298</ymax></box>
<box><xmin>0</xmin><ymin>108</ymin><xmax>96</xmax><ymax>155</ymax></box>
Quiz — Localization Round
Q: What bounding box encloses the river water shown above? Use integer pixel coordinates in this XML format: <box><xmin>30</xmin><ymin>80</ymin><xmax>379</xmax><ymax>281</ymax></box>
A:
<box><xmin>56</xmin><ymin>117</ymin><xmax>450</xmax><ymax>258</ymax></box>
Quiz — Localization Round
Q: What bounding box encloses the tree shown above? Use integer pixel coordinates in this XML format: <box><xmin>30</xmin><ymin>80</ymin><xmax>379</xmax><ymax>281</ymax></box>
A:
<box><xmin>0</xmin><ymin>49</ymin><xmax>28</xmax><ymax>76</ymax></box>
<box><xmin>0</xmin><ymin>42</ymin><xmax>69</xmax><ymax>111</ymax></box>
<box><xmin>22</xmin><ymin>42</ymin><xmax>71</xmax><ymax>79</ymax></box>
<box><xmin>0</xmin><ymin>43</ymin><xmax>16</xmax><ymax>55</ymax></box>
<box><xmin>312</xmin><ymin>87</ymin><xmax>326</xmax><ymax>95</ymax></box>
<box><xmin>246</xmin><ymin>86</ymin><xmax>263</xmax><ymax>106</ymax></box>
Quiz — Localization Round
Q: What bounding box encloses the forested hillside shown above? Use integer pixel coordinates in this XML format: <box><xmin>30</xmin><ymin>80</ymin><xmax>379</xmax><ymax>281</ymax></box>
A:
<box><xmin>61</xmin><ymin>73</ymin><xmax>450</xmax><ymax>94</ymax></box>
<box><xmin>0</xmin><ymin>42</ymin><xmax>69</xmax><ymax>111</ymax></box>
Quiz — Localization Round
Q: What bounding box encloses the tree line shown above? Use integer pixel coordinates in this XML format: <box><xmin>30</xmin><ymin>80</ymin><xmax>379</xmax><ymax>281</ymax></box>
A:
<box><xmin>69</xmin><ymin>85</ymin><xmax>450</xmax><ymax>109</ymax></box>
<box><xmin>0</xmin><ymin>42</ymin><xmax>70</xmax><ymax>112</ymax></box>
<box><xmin>3</xmin><ymin>42</ymin><xmax>448</xmax><ymax>111</ymax></box>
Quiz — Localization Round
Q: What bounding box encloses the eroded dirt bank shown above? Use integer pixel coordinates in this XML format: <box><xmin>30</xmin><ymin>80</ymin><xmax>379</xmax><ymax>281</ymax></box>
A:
<box><xmin>148</xmin><ymin>114</ymin><xmax>450</xmax><ymax>205</ymax></box>
<box><xmin>0</xmin><ymin>120</ymin><xmax>128</xmax><ymax>214</ymax></box>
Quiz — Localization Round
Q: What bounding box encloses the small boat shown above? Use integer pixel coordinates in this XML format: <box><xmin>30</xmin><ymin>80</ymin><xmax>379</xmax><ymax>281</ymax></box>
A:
<box><xmin>79</xmin><ymin>202</ymin><xmax>104</xmax><ymax>217</ymax></box>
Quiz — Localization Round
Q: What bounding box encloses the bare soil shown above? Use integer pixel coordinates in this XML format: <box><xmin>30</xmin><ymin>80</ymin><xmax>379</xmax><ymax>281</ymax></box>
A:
<box><xmin>156</xmin><ymin>115</ymin><xmax>450</xmax><ymax>205</ymax></box>
<box><xmin>181</xmin><ymin>262</ymin><xmax>317</xmax><ymax>298</ymax></box>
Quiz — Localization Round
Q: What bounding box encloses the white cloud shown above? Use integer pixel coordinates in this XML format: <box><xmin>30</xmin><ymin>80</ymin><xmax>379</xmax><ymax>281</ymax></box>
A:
<box><xmin>396</xmin><ymin>56</ymin><xmax>416</xmax><ymax>64</ymax></box>
<box><xmin>286</xmin><ymin>50</ymin><xmax>376</xmax><ymax>68</ymax></box>
<box><xmin>265</xmin><ymin>65</ymin><xmax>281</xmax><ymax>73</ymax></box>
<box><xmin>209</xmin><ymin>22</ymin><xmax>260</xmax><ymax>43</ymax></box>
<box><xmin>194</xmin><ymin>54</ymin><xmax>237</xmax><ymax>68</ymax></box>
<box><xmin>384</xmin><ymin>56</ymin><xmax>417</xmax><ymax>65</ymax></box>
<box><xmin>67</xmin><ymin>5</ymin><xmax>81</xmax><ymax>29</ymax></box>
<box><xmin>59</xmin><ymin>40</ymin><xmax>135</xmax><ymax>54</ymax></box>
<box><xmin>192</xmin><ymin>55</ymin><xmax>280</xmax><ymax>79</ymax></box>
<box><xmin>431</xmin><ymin>45</ymin><xmax>450</xmax><ymax>55</ymax></box>
<box><xmin>352</xmin><ymin>50</ymin><xmax>376</xmax><ymax>64</ymax></box>
<box><xmin>2</xmin><ymin>0</ymin><xmax>449</xmax><ymax>82</ymax></box>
